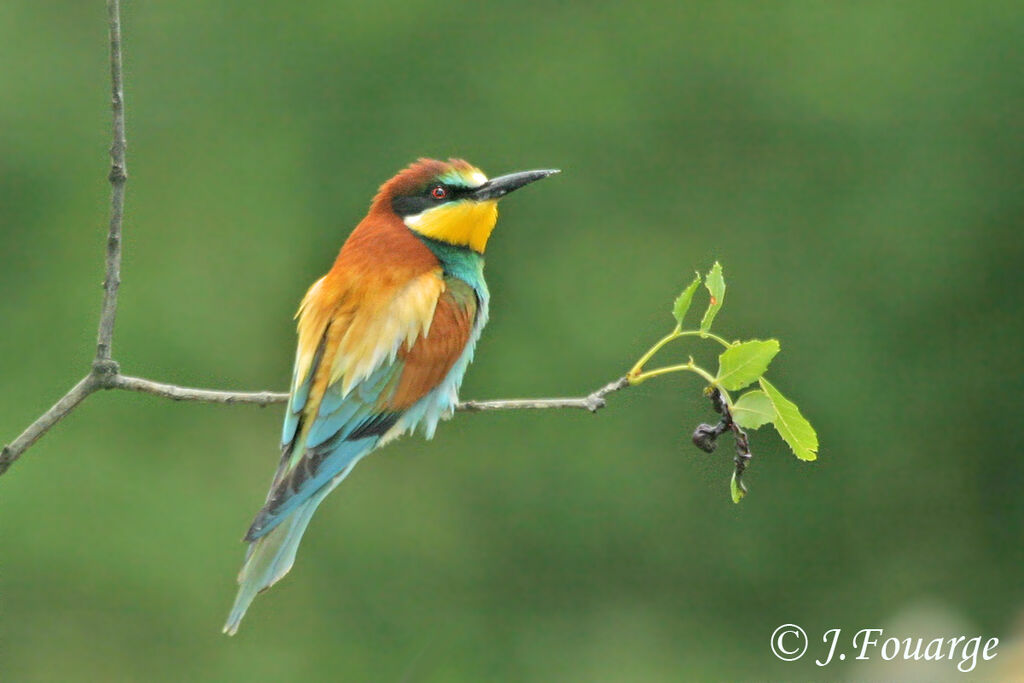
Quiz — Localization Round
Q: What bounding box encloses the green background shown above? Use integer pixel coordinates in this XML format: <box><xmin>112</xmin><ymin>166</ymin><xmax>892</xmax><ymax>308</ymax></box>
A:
<box><xmin>2</xmin><ymin>1</ymin><xmax>1022</xmax><ymax>680</ymax></box>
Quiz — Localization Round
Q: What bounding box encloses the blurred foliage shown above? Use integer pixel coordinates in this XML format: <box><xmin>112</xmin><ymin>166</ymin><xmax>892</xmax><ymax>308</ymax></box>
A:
<box><xmin>1</xmin><ymin>0</ymin><xmax>1022</xmax><ymax>680</ymax></box>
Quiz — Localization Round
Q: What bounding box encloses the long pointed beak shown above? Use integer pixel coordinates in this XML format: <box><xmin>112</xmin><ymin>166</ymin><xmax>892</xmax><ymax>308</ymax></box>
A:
<box><xmin>469</xmin><ymin>169</ymin><xmax>560</xmax><ymax>201</ymax></box>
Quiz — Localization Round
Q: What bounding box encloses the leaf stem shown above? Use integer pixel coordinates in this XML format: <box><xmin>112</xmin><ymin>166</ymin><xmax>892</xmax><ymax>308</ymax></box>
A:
<box><xmin>627</xmin><ymin>326</ymin><xmax>733</xmax><ymax>385</ymax></box>
<box><xmin>627</xmin><ymin>326</ymin><xmax>681</xmax><ymax>378</ymax></box>
<box><xmin>675</xmin><ymin>329</ymin><xmax>732</xmax><ymax>349</ymax></box>
<box><xmin>631</xmin><ymin>359</ymin><xmax>718</xmax><ymax>388</ymax></box>
<box><xmin>631</xmin><ymin>356</ymin><xmax>737</xmax><ymax>415</ymax></box>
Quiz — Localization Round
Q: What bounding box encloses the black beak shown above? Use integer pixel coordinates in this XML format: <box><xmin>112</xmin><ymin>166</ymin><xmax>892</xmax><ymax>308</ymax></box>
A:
<box><xmin>469</xmin><ymin>169</ymin><xmax>560</xmax><ymax>201</ymax></box>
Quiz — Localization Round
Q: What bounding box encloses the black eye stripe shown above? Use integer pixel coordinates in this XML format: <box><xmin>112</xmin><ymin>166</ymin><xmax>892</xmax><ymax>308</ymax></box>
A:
<box><xmin>427</xmin><ymin>182</ymin><xmax>477</xmax><ymax>197</ymax></box>
<box><xmin>391</xmin><ymin>182</ymin><xmax>477</xmax><ymax>217</ymax></box>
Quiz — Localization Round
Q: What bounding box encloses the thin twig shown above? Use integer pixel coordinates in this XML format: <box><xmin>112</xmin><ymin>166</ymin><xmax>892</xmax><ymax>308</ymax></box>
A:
<box><xmin>111</xmin><ymin>375</ymin><xmax>288</xmax><ymax>406</ymax></box>
<box><xmin>2</xmin><ymin>371</ymin><xmax>632</xmax><ymax>476</ymax></box>
<box><xmin>95</xmin><ymin>0</ymin><xmax>126</xmax><ymax>367</ymax></box>
<box><xmin>111</xmin><ymin>375</ymin><xmax>631</xmax><ymax>413</ymax></box>
<box><xmin>0</xmin><ymin>376</ymin><xmax>99</xmax><ymax>476</ymax></box>
<box><xmin>457</xmin><ymin>376</ymin><xmax>629</xmax><ymax>413</ymax></box>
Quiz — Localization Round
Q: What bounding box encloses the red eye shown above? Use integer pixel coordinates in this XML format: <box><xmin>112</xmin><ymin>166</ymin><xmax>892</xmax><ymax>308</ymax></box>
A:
<box><xmin>431</xmin><ymin>186</ymin><xmax>447</xmax><ymax>200</ymax></box>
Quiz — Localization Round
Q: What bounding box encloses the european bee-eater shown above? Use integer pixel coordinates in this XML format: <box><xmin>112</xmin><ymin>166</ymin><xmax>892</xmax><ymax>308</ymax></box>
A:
<box><xmin>224</xmin><ymin>158</ymin><xmax>558</xmax><ymax>634</ymax></box>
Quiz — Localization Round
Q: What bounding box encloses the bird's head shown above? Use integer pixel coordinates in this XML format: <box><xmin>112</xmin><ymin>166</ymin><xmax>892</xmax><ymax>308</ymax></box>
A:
<box><xmin>374</xmin><ymin>158</ymin><xmax>559</xmax><ymax>254</ymax></box>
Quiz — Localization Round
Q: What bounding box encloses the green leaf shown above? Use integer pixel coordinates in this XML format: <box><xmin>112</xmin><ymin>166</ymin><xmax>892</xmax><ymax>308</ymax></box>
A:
<box><xmin>730</xmin><ymin>471</ymin><xmax>746</xmax><ymax>503</ymax></box>
<box><xmin>716</xmin><ymin>339</ymin><xmax>780</xmax><ymax>391</ymax></box>
<box><xmin>759</xmin><ymin>378</ymin><xmax>819</xmax><ymax>461</ymax></box>
<box><xmin>672</xmin><ymin>273</ymin><xmax>702</xmax><ymax>325</ymax></box>
<box><xmin>731</xmin><ymin>390</ymin><xmax>775</xmax><ymax>430</ymax></box>
<box><xmin>700</xmin><ymin>261</ymin><xmax>725</xmax><ymax>331</ymax></box>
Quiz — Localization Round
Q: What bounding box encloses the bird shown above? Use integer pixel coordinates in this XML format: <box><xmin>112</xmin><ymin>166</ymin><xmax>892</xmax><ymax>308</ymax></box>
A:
<box><xmin>223</xmin><ymin>158</ymin><xmax>558</xmax><ymax>634</ymax></box>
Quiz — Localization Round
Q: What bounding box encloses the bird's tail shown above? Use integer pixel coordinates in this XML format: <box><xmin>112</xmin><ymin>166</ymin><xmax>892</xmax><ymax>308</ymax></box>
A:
<box><xmin>222</xmin><ymin>488</ymin><xmax>329</xmax><ymax>635</ymax></box>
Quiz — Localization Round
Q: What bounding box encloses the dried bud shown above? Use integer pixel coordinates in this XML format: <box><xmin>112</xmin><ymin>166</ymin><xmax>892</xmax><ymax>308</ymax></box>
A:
<box><xmin>692</xmin><ymin>423</ymin><xmax>719</xmax><ymax>453</ymax></box>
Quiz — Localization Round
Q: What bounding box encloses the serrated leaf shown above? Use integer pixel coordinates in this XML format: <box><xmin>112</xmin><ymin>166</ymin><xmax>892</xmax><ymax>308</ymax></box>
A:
<box><xmin>672</xmin><ymin>273</ymin><xmax>702</xmax><ymax>325</ymax></box>
<box><xmin>700</xmin><ymin>261</ymin><xmax>725</xmax><ymax>331</ymax></box>
<box><xmin>730</xmin><ymin>471</ymin><xmax>745</xmax><ymax>503</ymax></box>
<box><xmin>716</xmin><ymin>340</ymin><xmax>780</xmax><ymax>391</ymax></box>
<box><xmin>731</xmin><ymin>390</ymin><xmax>775</xmax><ymax>430</ymax></box>
<box><xmin>759</xmin><ymin>378</ymin><xmax>818</xmax><ymax>461</ymax></box>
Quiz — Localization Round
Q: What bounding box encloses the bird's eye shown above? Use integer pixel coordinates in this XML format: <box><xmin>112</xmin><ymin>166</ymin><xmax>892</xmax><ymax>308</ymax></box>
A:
<box><xmin>431</xmin><ymin>185</ymin><xmax>448</xmax><ymax>200</ymax></box>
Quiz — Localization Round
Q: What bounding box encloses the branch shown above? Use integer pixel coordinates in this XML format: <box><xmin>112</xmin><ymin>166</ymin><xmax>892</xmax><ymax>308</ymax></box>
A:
<box><xmin>0</xmin><ymin>376</ymin><xmax>98</xmax><ymax>476</ymax></box>
<box><xmin>0</xmin><ymin>0</ymin><xmax>635</xmax><ymax>478</ymax></box>
<box><xmin>95</xmin><ymin>0</ymin><xmax>126</xmax><ymax>368</ymax></box>
<box><xmin>111</xmin><ymin>375</ymin><xmax>288</xmax><ymax>406</ymax></box>
<box><xmin>110</xmin><ymin>375</ymin><xmax>631</xmax><ymax>412</ymax></box>
<box><xmin>0</xmin><ymin>373</ymin><xmax>631</xmax><ymax>477</ymax></box>
<box><xmin>457</xmin><ymin>376</ymin><xmax>629</xmax><ymax>413</ymax></box>
<box><xmin>0</xmin><ymin>0</ymin><xmax>126</xmax><ymax>477</ymax></box>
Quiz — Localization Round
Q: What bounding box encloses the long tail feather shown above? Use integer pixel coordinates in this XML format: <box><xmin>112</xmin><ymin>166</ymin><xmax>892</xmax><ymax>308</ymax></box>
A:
<box><xmin>222</xmin><ymin>487</ymin><xmax>330</xmax><ymax>635</ymax></box>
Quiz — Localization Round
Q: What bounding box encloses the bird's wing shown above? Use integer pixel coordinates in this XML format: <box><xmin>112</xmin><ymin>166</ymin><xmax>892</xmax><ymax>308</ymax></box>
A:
<box><xmin>245</xmin><ymin>271</ymin><xmax>478</xmax><ymax>541</ymax></box>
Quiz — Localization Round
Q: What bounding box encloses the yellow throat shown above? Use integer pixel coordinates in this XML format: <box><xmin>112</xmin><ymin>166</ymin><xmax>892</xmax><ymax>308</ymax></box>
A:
<box><xmin>403</xmin><ymin>200</ymin><xmax>499</xmax><ymax>253</ymax></box>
